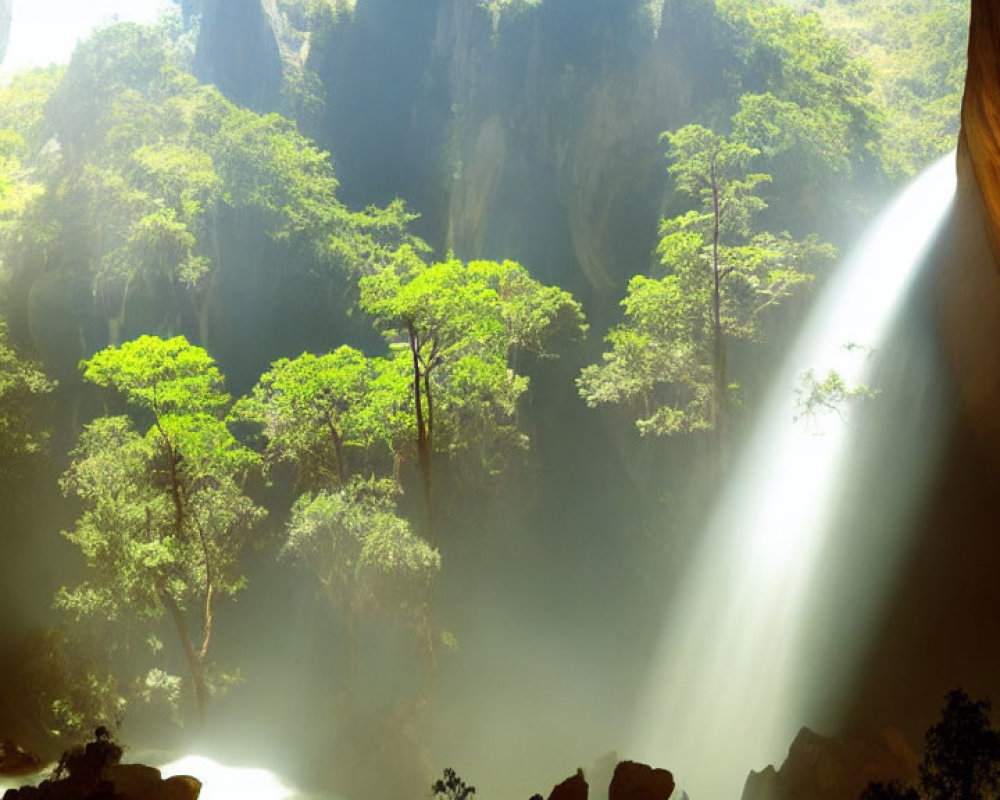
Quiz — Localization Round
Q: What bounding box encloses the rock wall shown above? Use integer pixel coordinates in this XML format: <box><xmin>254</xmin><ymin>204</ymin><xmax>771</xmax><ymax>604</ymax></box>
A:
<box><xmin>194</xmin><ymin>0</ymin><xmax>284</xmax><ymax>111</ymax></box>
<box><xmin>960</xmin><ymin>0</ymin><xmax>1000</xmax><ymax>265</ymax></box>
<box><xmin>192</xmin><ymin>0</ymin><xmax>728</xmax><ymax>322</ymax></box>
<box><xmin>942</xmin><ymin>0</ymin><xmax>1000</xmax><ymax>457</ymax></box>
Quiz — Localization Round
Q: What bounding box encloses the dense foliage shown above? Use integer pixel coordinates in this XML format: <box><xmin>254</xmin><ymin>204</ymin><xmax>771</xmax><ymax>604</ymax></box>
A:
<box><xmin>60</xmin><ymin>336</ymin><xmax>264</xmax><ymax>720</ymax></box>
<box><xmin>801</xmin><ymin>0</ymin><xmax>969</xmax><ymax>179</ymax></box>
<box><xmin>0</xmin><ymin>20</ymin><xmax>422</xmax><ymax>370</ymax></box>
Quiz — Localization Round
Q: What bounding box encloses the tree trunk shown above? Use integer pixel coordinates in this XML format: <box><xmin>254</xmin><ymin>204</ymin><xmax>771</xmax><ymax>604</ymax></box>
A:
<box><xmin>324</xmin><ymin>413</ymin><xmax>346</xmax><ymax>486</ymax></box>
<box><xmin>409</xmin><ymin>327</ymin><xmax>434</xmax><ymax>535</ymax></box>
<box><xmin>154</xmin><ymin>418</ymin><xmax>185</xmax><ymax>537</ymax></box>
<box><xmin>161</xmin><ymin>588</ymin><xmax>208</xmax><ymax>723</ymax></box>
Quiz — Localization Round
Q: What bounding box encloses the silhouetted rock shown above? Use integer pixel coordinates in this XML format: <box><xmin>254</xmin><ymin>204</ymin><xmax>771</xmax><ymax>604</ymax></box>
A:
<box><xmin>549</xmin><ymin>768</ymin><xmax>588</xmax><ymax>800</ymax></box>
<box><xmin>104</xmin><ymin>764</ymin><xmax>201</xmax><ymax>800</ymax></box>
<box><xmin>1</xmin><ymin>730</ymin><xmax>200</xmax><ymax>800</ymax></box>
<box><xmin>741</xmin><ymin>727</ymin><xmax>918</xmax><ymax>800</ymax></box>
<box><xmin>608</xmin><ymin>760</ymin><xmax>675</xmax><ymax>800</ymax></box>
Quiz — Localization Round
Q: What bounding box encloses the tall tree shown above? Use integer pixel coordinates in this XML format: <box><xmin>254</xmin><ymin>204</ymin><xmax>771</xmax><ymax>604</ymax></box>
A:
<box><xmin>59</xmin><ymin>335</ymin><xmax>264</xmax><ymax>722</ymax></box>
<box><xmin>359</xmin><ymin>258</ymin><xmax>585</xmax><ymax>533</ymax></box>
<box><xmin>579</xmin><ymin>124</ymin><xmax>833</xmax><ymax>460</ymax></box>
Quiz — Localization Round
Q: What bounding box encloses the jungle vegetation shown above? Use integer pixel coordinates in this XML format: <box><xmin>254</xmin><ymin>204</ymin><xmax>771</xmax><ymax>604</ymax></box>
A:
<box><xmin>0</xmin><ymin>0</ymin><xmax>970</xmax><ymax>794</ymax></box>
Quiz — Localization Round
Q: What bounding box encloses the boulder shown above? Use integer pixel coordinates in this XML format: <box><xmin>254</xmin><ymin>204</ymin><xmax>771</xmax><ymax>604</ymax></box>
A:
<box><xmin>608</xmin><ymin>760</ymin><xmax>675</xmax><ymax>800</ymax></box>
<box><xmin>102</xmin><ymin>764</ymin><xmax>161</xmax><ymax>798</ymax></box>
<box><xmin>104</xmin><ymin>764</ymin><xmax>201</xmax><ymax>800</ymax></box>
<box><xmin>549</xmin><ymin>768</ymin><xmax>588</xmax><ymax>800</ymax></box>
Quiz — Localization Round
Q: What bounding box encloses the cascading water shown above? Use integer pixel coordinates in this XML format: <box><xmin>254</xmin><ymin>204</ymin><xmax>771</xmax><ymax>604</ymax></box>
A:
<box><xmin>626</xmin><ymin>152</ymin><xmax>958</xmax><ymax>799</ymax></box>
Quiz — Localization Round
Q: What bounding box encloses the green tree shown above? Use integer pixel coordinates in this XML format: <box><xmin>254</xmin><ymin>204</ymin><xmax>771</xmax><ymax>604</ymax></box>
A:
<box><xmin>233</xmin><ymin>347</ymin><xmax>441</xmax><ymax>731</ymax></box>
<box><xmin>59</xmin><ymin>335</ymin><xmax>264</xmax><ymax>722</ymax></box>
<box><xmin>234</xmin><ymin>347</ymin><xmax>382</xmax><ymax>489</ymax></box>
<box><xmin>283</xmin><ymin>478</ymin><xmax>440</xmax><ymax>687</ymax></box>
<box><xmin>359</xmin><ymin>257</ymin><xmax>585</xmax><ymax>532</ymax></box>
<box><xmin>0</xmin><ymin>627</ymin><xmax>125</xmax><ymax>749</ymax></box>
<box><xmin>234</xmin><ymin>347</ymin><xmax>437</xmax><ymax>676</ymax></box>
<box><xmin>579</xmin><ymin>124</ymin><xmax>833</xmax><ymax>457</ymax></box>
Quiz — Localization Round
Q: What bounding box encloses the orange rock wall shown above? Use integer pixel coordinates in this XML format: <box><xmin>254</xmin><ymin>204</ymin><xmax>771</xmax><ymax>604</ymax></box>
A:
<box><xmin>940</xmin><ymin>0</ymin><xmax>1000</xmax><ymax>457</ymax></box>
<box><xmin>961</xmin><ymin>0</ymin><xmax>1000</xmax><ymax>264</ymax></box>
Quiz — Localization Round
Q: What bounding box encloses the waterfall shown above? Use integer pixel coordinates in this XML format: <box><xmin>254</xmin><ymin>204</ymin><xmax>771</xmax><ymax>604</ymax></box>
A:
<box><xmin>626</xmin><ymin>152</ymin><xmax>958</xmax><ymax>799</ymax></box>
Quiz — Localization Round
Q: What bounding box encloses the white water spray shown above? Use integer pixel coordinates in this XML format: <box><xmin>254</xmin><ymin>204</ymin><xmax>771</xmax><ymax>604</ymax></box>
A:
<box><xmin>159</xmin><ymin>754</ymin><xmax>334</xmax><ymax>800</ymax></box>
<box><xmin>627</xmin><ymin>153</ymin><xmax>957</xmax><ymax>798</ymax></box>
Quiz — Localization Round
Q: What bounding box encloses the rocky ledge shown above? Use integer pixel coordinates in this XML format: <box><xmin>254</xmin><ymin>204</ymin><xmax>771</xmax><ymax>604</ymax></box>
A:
<box><xmin>1</xmin><ymin>729</ymin><xmax>200</xmax><ymax>800</ymax></box>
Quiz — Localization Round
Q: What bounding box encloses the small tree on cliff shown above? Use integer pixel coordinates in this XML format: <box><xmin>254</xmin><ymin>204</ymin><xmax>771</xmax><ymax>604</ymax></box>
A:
<box><xmin>58</xmin><ymin>335</ymin><xmax>264</xmax><ymax>722</ymax></box>
<box><xmin>579</xmin><ymin>124</ymin><xmax>833</xmax><ymax>462</ymax></box>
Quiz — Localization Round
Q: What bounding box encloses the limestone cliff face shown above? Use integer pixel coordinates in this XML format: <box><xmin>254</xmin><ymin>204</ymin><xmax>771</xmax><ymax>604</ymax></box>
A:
<box><xmin>297</xmin><ymin>0</ymin><xmax>722</xmax><ymax>319</ymax></box>
<box><xmin>194</xmin><ymin>0</ymin><xmax>284</xmax><ymax>111</ymax></box>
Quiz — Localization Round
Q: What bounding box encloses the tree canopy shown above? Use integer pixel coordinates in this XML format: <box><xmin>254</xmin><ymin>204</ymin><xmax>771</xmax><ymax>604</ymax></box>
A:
<box><xmin>360</xmin><ymin>257</ymin><xmax>585</xmax><ymax>527</ymax></box>
<box><xmin>60</xmin><ymin>335</ymin><xmax>264</xmax><ymax>721</ymax></box>
<box><xmin>579</xmin><ymin>124</ymin><xmax>832</xmax><ymax>446</ymax></box>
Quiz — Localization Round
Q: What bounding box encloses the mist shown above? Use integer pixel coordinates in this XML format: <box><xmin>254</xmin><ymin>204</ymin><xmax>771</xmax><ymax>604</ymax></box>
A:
<box><xmin>0</xmin><ymin>2</ymin><xmax>991</xmax><ymax>800</ymax></box>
